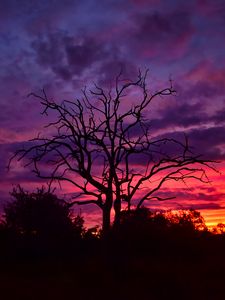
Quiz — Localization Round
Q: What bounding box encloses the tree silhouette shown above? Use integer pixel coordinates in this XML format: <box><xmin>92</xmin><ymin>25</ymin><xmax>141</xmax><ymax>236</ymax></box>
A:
<box><xmin>4</xmin><ymin>186</ymin><xmax>81</xmax><ymax>242</ymax></box>
<box><xmin>164</xmin><ymin>209</ymin><xmax>207</xmax><ymax>232</ymax></box>
<box><xmin>212</xmin><ymin>223</ymin><xmax>225</xmax><ymax>234</ymax></box>
<box><xmin>10</xmin><ymin>70</ymin><xmax>216</xmax><ymax>234</ymax></box>
<box><xmin>116</xmin><ymin>208</ymin><xmax>207</xmax><ymax>238</ymax></box>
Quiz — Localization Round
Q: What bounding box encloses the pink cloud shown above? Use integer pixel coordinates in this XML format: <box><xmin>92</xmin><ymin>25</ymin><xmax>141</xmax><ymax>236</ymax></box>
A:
<box><xmin>197</xmin><ymin>0</ymin><xmax>225</xmax><ymax>18</ymax></box>
<box><xmin>186</xmin><ymin>60</ymin><xmax>225</xmax><ymax>85</ymax></box>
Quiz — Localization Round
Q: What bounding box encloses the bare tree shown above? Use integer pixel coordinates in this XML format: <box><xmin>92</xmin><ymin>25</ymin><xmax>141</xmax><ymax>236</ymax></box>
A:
<box><xmin>10</xmin><ymin>70</ymin><xmax>217</xmax><ymax>234</ymax></box>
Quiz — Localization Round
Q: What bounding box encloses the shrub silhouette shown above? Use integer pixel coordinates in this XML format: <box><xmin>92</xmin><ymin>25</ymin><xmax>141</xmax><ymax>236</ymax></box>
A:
<box><xmin>112</xmin><ymin>207</ymin><xmax>207</xmax><ymax>243</ymax></box>
<box><xmin>3</xmin><ymin>186</ymin><xmax>83</xmax><ymax>249</ymax></box>
<box><xmin>212</xmin><ymin>223</ymin><xmax>225</xmax><ymax>234</ymax></box>
<box><xmin>164</xmin><ymin>209</ymin><xmax>207</xmax><ymax>233</ymax></box>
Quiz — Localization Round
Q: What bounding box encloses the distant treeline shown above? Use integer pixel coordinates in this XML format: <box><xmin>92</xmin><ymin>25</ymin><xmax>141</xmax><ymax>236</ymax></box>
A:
<box><xmin>1</xmin><ymin>186</ymin><xmax>225</xmax><ymax>299</ymax></box>
<box><xmin>0</xmin><ymin>186</ymin><xmax>224</xmax><ymax>257</ymax></box>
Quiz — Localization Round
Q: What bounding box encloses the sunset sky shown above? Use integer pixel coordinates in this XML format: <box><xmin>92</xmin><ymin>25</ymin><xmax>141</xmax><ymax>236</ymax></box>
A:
<box><xmin>1</xmin><ymin>0</ymin><xmax>225</xmax><ymax>228</ymax></box>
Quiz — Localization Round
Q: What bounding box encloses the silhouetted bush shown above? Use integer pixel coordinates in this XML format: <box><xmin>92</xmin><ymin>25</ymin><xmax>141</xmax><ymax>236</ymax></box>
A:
<box><xmin>165</xmin><ymin>209</ymin><xmax>207</xmax><ymax>232</ymax></box>
<box><xmin>2</xmin><ymin>186</ymin><xmax>85</xmax><ymax>257</ymax></box>
<box><xmin>109</xmin><ymin>207</ymin><xmax>208</xmax><ymax>255</ymax></box>
<box><xmin>1</xmin><ymin>198</ymin><xmax>225</xmax><ymax>300</ymax></box>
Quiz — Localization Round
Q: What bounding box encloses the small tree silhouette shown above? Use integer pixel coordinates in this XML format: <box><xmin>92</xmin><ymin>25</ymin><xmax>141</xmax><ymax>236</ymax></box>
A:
<box><xmin>115</xmin><ymin>208</ymin><xmax>207</xmax><ymax>242</ymax></box>
<box><xmin>10</xmin><ymin>70</ymin><xmax>216</xmax><ymax>234</ymax></box>
<box><xmin>4</xmin><ymin>186</ymin><xmax>81</xmax><ymax>242</ymax></box>
<box><xmin>212</xmin><ymin>223</ymin><xmax>225</xmax><ymax>234</ymax></box>
<box><xmin>162</xmin><ymin>209</ymin><xmax>207</xmax><ymax>232</ymax></box>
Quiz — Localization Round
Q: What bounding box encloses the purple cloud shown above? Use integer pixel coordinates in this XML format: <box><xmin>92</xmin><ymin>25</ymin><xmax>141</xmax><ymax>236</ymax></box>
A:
<box><xmin>31</xmin><ymin>32</ymin><xmax>111</xmax><ymax>79</ymax></box>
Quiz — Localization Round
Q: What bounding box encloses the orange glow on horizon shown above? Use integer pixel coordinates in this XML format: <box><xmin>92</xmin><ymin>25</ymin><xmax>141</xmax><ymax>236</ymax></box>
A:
<box><xmin>200</xmin><ymin>209</ymin><xmax>225</xmax><ymax>229</ymax></box>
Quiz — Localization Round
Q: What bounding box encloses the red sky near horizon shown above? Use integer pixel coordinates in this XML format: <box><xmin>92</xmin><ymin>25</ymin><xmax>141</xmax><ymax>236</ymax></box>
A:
<box><xmin>0</xmin><ymin>0</ymin><xmax>225</xmax><ymax>228</ymax></box>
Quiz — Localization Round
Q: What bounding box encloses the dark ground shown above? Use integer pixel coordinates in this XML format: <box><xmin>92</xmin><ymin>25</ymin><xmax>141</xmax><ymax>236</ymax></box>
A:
<box><xmin>1</xmin><ymin>234</ymin><xmax>225</xmax><ymax>300</ymax></box>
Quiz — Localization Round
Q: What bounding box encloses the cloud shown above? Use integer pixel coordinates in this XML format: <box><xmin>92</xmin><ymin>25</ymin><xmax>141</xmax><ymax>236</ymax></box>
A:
<box><xmin>128</xmin><ymin>9</ymin><xmax>194</xmax><ymax>60</ymax></box>
<box><xmin>186</xmin><ymin>61</ymin><xmax>225</xmax><ymax>86</ymax></box>
<box><xmin>187</xmin><ymin>126</ymin><xmax>225</xmax><ymax>153</ymax></box>
<box><xmin>197</xmin><ymin>0</ymin><xmax>225</xmax><ymax>19</ymax></box>
<box><xmin>146</xmin><ymin>100</ymin><xmax>225</xmax><ymax>133</ymax></box>
<box><xmin>31</xmin><ymin>31</ymin><xmax>113</xmax><ymax>80</ymax></box>
<box><xmin>97</xmin><ymin>58</ymin><xmax>138</xmax><ymax>86</ymax></box>
<box><xmin>180</xmin><ymin>81</ymin><xmax>225</xmax><ymax>101</ymax></box>
<box><xmin>65</xmin><ymin>36</ymin><xmax>108</xmax><ymax>75</ymax></box>
<box><xmin>149</xmin><ymin>102</ymin><xmax>207</xmax><ymax>130</ymax></box>
<box><xmin>126</xmin><ymin>123</ymin><xmax>225</xmax><ymax>162</ymax></box>
<box><xmin>154</xmin><ymin>125</ymin><xmax>225</xmax><ymax>160</ymax></box>
<box><xmin>150</xmin><ymin>186</ymin><xmax>225</xmax><ymax>211</ymax></box>
<box><xmin>212</xmin><ymin>107</ymin><xmax>225</xmax><ymax>124</ymax></box>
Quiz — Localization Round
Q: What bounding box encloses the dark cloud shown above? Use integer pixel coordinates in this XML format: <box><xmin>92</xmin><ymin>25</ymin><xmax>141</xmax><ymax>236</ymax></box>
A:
<box><xmin>197</xmin><ymin>0</ymin><xmax>225</xmax><ymax>19</ymax></box>
<box><xmin>188</xmin><ymin>125</ymin><xmax>225</xmax><ymax>150</ymax></box>
<box><xmin>0</xmin><ymin>141</ymin><xmax>36</xmax><ymax>182</ymax></box>
<box><xmin>130</xmin><ymin>123</ymin><xmax>225</xmax><ymax>161</ymax></box>
<box><xmin>196</xmin><ymin>186</ymin><xmax>217</xmax><ymax>193</ymax></box>
<box><xmin>179</xmin><ymin>80</ymin><xmax>225</xmax><ymax>100</ymax></box>
<box><xmin>128</xmin><ymin>9</ymin><xmax>193</xmax><ymax>60</ymax></box>
<box><xmin>143</xmin><ymin>195</ymin><xmax>223</xmax><ymax>211</ymax></box>
<box><xmin>154</xmin><ymin>187</ymin><xmax>225</xmax><ymax>204</ymax></box>
<box><xmin>158</xmin><ymin>125</ymin><xmax>225</xmax><ymax>160</ymax></box>
<box><xmin>65</xmin><ymin>37</ymin><xmax>108</xmax><ymax>75</ymax></box>
<box><xmin>31</xmin><ymin>32</ymin><xmax>64</xmax><ymax>68</ymax></box>
<box><xmin>97</xmin><ymin>58</ymin><xmax>138</xmax><ymax>86</ymax></box>
<box><xmin>0</xmin><ymin>144</ymin><xmax>10</xmax><ymax>177</ymax></box>
<box><xmin>146</xmin><ymin>99</ymin><xmax>225</xmax><ymax>135</ymax></box>
<box><xmin>211</xmin><ymin>106</ymin><xmax>225</xmax><ymax>124</ymax></box>
<box><xmin>183</xmin><ymin>203</ymin><xmax>223</xmax><ymax>210</ymax></box>
<box><xmin>31</xmin><ymin>32</ymin><xmax>69</xmax><ymax>80</ymax></box>
<box><xmin>136</xmin><ymin>10</ymin><xmax>190</xmax><ymax>40</ymax></box>
<box><xmin>31</xmin><ymin>32</ymin><xmax>111</xmax><ymax>79</ymax></box>
<box><xmin>149</xmin><ymin>102</ymin><xmax>206</xmax><ymax>130</ymax></box>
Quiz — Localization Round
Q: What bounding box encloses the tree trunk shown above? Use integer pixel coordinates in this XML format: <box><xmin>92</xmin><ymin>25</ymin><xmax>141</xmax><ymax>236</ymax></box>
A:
<box><xmin>127</xmin><ymin>197</ymin><xmax>131</xmax><ymax>212</ymax></box>
<box><xmin>102</xmin><ymin>206</ymin><xmax>111</xmax><ymax>235</ymax></box>
<box><xmin>114</xmin><ymin>198</ymin><xmax>121</xmax><ymax>228</ymax></box>
<box><xmin>102</xmin><ymin>182</ymin><xmax>113</xmax><ymax>235</ymax></box>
